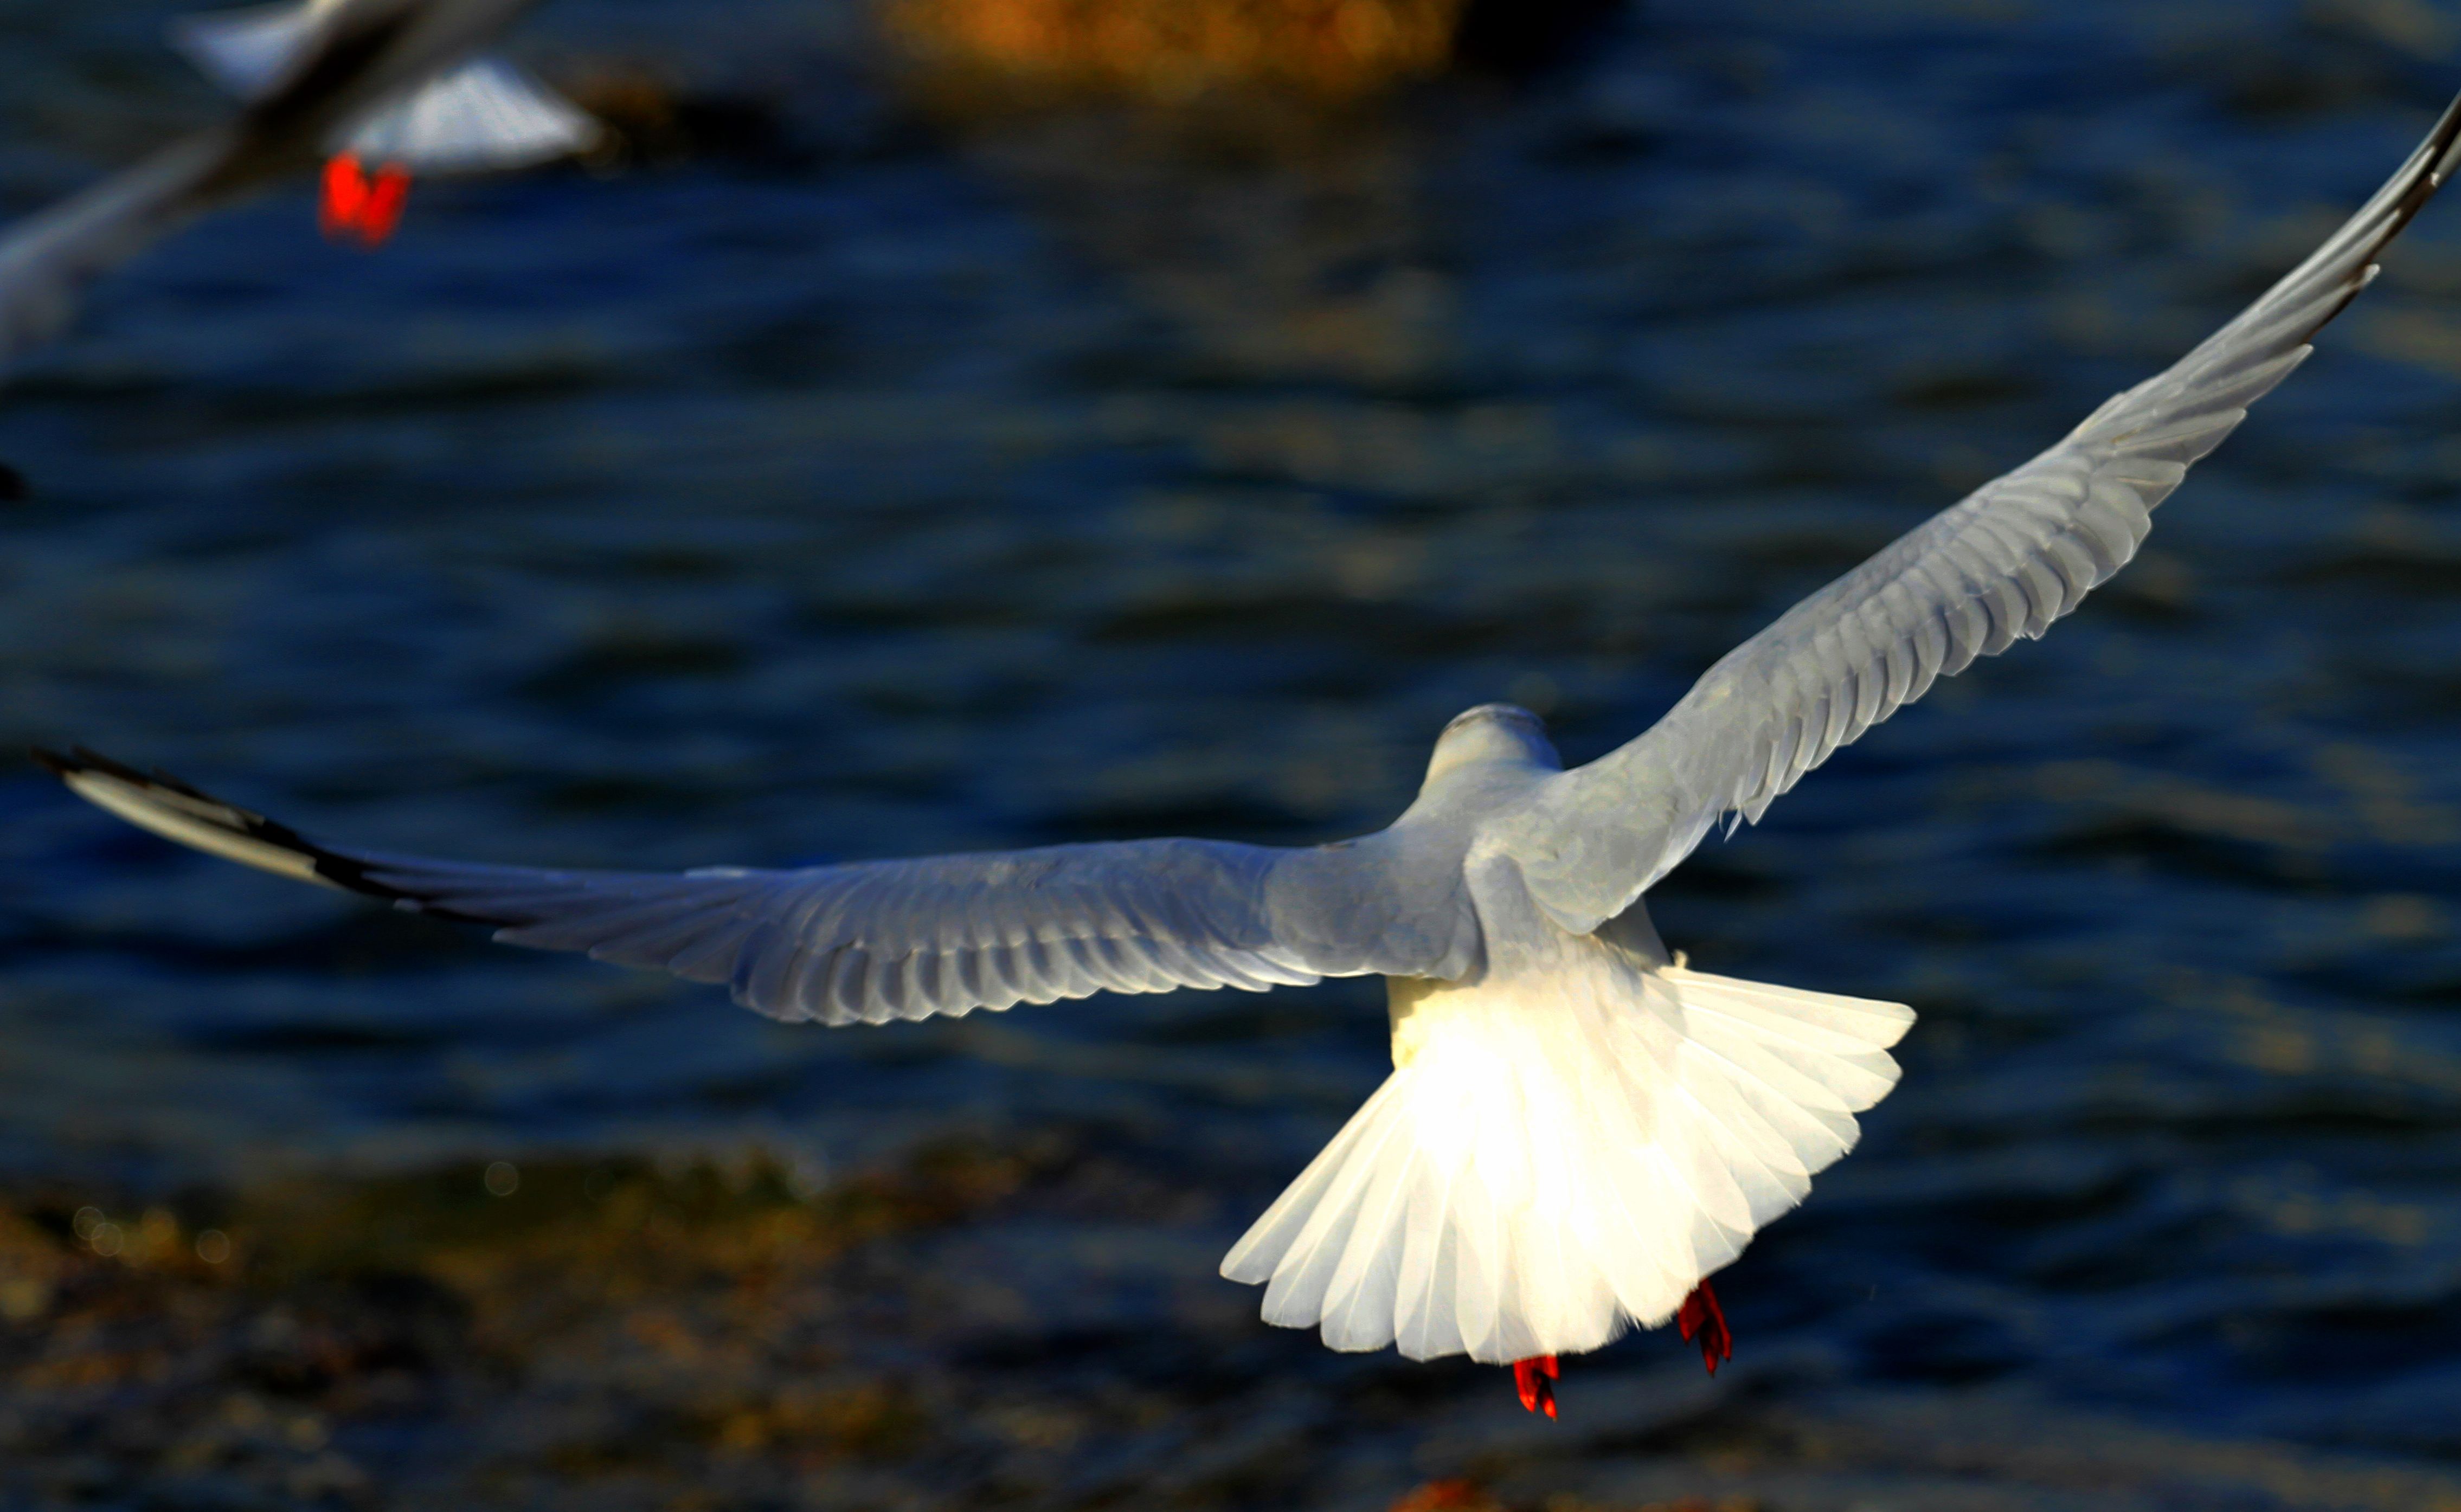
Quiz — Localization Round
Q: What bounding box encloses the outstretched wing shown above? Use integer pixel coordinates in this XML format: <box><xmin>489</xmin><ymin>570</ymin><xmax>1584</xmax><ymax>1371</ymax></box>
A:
<box><xmin>1498</xmin><ymin>93</ymin><xmax>2461</xmax><ymax>936</ymax></box>
<box><xmin>38</xmin><ymin>749</ymin><xmax>1469</xmax><ymax>1024</ymax></box>
<box><xmin>0</xmin><ymin>132</ymin><xmax>242</xmax><ymax>366</ymax></box>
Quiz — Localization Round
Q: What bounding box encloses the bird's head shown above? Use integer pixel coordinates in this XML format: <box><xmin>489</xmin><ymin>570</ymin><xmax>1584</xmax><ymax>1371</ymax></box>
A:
<box><xmin>1424</xmin><ymin>703</ymin><xmax>1562</xmax><ymax>785</ymax></box>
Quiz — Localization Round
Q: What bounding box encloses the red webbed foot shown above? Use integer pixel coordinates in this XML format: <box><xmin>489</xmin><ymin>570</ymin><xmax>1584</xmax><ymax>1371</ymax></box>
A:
<box><xmin>1676</xmin><ymin>1279</ymin><xmax>1733</xmax><ymax>1375</ymax></box>
<box><xmin>320</xmin><ymin>155</ymin><xmax>414</xmax><ymax>247</ymax></box>
<box><xmin>1511</xmin><ymin>1354</ymin><xmax>1558</xmax><ymax>1417</ymax></box>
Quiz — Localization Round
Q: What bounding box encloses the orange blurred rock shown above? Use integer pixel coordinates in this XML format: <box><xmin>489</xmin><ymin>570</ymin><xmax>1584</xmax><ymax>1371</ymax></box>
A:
<box><xmin>882</xmin><ymin>0</ymin><xmax>1469</xmax><ymax>102</ymax></box>
<box><xmin>1387</xmin><ymin>1479</ymin><xmax>1503</xmax><ymax>1512</ymax></box>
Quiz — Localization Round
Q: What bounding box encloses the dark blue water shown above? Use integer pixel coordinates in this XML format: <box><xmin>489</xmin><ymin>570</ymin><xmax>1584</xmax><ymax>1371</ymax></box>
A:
<box><xmin>9</xmin><ymin>0</ymin><xmax>2461</xmax><ymax>1503</ymax></box>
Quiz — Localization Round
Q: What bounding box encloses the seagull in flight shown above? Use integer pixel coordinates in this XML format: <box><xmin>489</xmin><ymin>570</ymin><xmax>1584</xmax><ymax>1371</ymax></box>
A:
<box><xmin>40</xmin><ymin>94</ymin><xmax>2461</xmax><ymax>1415</ymax></box>
<box><xmin>0</xmin><ymin>0</ymin><xmax>596</xmax><ymax>364</ymax></box>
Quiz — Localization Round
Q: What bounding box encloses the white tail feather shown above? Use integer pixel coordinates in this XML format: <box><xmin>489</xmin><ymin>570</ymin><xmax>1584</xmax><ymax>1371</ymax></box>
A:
<box><xmin>1222</xmin><ymin>951</ymin><xmax>1911</xmax><ymax>1363</ymax></box>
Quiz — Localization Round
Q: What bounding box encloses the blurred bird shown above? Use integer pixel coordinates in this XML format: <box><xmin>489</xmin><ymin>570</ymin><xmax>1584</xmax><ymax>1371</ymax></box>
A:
<box><xmin>0</xmin><ymin>0</ymin><xmax>597</xmax><ymax>364</ymax></box>
<box><xmin>38</xmin><ymin>93</ymin><xmax>2461</xmax><ymax>1410</ymax></box>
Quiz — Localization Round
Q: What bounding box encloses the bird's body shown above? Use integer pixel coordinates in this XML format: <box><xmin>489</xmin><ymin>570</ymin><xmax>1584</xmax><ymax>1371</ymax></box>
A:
<box><xmin>1204</xmin><ymin>707</ymin><xmax>1910</xmax><ymax>1364</ymax></box>
<box><xmin>0</xmin><ymin>0</ymin><xmax>595</xmax><ymax>362</ymax></box>
<box><xmin>1229</xmin><ymin>855</ymin><xmax>1906</xmax><ymax>1364</ymax></box>
<box><xmin>41</xmin><ymin>93</ymin><xmax>2461</xmax><ymax>1406</ymax></box>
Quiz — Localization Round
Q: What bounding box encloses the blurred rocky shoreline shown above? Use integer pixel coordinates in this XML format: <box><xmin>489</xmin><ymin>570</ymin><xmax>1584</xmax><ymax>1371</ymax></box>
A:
<box><xmin>7</xmin><ymin>1131</ymin><xmax>2460</xmax><ymax>1512</ymax></box>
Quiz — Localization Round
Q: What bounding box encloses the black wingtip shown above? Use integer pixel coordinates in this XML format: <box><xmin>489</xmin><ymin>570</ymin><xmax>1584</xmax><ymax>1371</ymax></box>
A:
<box><xmin>35</xmin><ymin>744</ymin><xmax>228</xmax><ymax>806</ymax></box>
<box><xmin>2390</xmin><ymin>89</ymin><xmax>2461</xmax><ymax>229</ymax></box>
<box><xmin>36</xmin><ymin>744</ymin><xmax>149</xmax><ymax>786</ymax></box>
<box><xmin>34</xmin><ymin>744</ymin><xmax>432</xmax><ymax>908</ymax></box>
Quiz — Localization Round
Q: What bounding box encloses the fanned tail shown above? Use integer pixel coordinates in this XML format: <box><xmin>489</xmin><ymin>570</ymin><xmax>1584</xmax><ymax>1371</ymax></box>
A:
<box><xmin>1222</xmin><ymin>952</ymin><xmax>1911</xmax><ymax>1363</ymax></box>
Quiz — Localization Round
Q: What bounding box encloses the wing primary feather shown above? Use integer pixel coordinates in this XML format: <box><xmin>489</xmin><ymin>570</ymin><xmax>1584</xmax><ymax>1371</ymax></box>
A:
<box><xmin>1500</xmin><ymin>92</ymin><xmax>2461</xmax><ymax>933</ymax></box>
<box><xmin>39</xmin><ymin>748</ymin><xmax>1414</xmax><ymax>1023</ymax></box>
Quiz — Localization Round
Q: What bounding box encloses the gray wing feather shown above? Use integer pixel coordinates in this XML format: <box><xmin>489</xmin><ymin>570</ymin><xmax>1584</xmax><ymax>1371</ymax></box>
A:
<box><xmin>342</xmin><ymin>841</ymin><xmax>1340</xmax><ymax>1024</ymax></box>
<box><xmin>1498</xmin><ymin>92</ymin><xmax>2461</xmax><ymax>936</ymax></box>
<box><xmin>35</xmin><ymin>747</ymin><xmax>1471</xmax><ymax>1024</ymax></box>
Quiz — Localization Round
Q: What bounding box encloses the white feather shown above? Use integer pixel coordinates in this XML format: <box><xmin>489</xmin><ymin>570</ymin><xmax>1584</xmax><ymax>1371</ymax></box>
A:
<box><xmin>172</xmin><ymin>3</ymin><xmax>597</xmax><ymax>172</ymax></box>
<box><xmin>338</xmin><ymin>56</ymin><xmax>600</xmax><ymax>172</ymax></box>
<box><xmin>1222</xmin><ymin>940</ymin><xmax>1911</xmax><ymax>1363</ymax></box>
<box><xmin>168</xmin><ymin>1</ymin><xmax>326</xmax><ymax>99</ymax></box>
